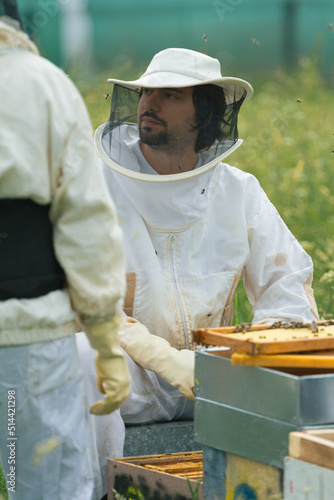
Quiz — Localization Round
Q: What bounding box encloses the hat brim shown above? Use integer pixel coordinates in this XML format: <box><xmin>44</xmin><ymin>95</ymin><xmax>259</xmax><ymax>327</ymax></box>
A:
<box><xmin>107</xmin><ymin>73</ymin><xmax>253</xmax><ymax>103</ymax></box>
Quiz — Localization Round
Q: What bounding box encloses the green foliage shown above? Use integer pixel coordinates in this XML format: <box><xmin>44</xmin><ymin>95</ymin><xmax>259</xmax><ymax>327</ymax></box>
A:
<box><xmin>113</xmin><ymin>480</ymin><xmax>201</xmax><ymax>500</ymax></box>
<box><xmin>113</xmin><ymin>490</ymin><xmax>128</xmax><ymax>500</ymax></box>
<box><xmin>78</xmin><ymin>57</ymin><xmax>334</xmax><ymax>324</ymax></box>
<box><xmin>0</xmin><ymin>466</ymin><xmax>7</xmax><ymax>500</ymax></box>
<box><xmin>186</xmin><ymin>477</ymin><xmax>201</xmax><ymax>500</ymax></box>
<box><xmin>232</xmin><ymin>57</ymin><xmax>334</xmax><ymax>321</ymax></box>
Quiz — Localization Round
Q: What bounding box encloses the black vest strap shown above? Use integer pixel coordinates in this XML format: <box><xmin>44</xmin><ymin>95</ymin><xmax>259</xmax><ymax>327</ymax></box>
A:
<box><xmin>0</xmin><ymin>199</ymin><xmax>66</xmax><ymax>300</ymax></box>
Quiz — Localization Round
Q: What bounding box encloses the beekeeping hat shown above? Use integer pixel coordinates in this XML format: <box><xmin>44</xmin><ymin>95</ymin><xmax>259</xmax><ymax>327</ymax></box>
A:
<box><xmin>95</xmin><ymin>47</ymin><xmax>253</xmax><ymax>183</ymax></box>
<box><xmin>107</xmin><ymin>48</ymin><xmax>253</xmax><ymax>104</ymax></box>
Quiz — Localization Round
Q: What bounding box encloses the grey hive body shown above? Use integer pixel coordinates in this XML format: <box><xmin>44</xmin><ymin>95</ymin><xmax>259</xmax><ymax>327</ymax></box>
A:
<box><xmin>194</xmin><ymin>349</ymin><xmax>334</xmax><ymax>468</ymax></box>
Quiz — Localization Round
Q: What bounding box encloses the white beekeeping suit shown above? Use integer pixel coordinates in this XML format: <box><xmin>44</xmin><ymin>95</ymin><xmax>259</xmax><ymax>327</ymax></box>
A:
<box><xmin>79</xmin><ymin>47</ymin><xmax>319</xmax><ymax>494</ymax></box>
<box><xmin>96</xmin><ymin>48</ymin><xmax>318</xmax><ymax>345</ymax></box>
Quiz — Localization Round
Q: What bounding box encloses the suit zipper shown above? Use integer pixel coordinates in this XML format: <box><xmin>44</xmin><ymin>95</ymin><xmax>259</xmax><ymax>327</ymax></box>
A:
<box><xmin>170</xmin><ymin>235</ymin><xmax>189</xmax><ymax>349</ymax></box>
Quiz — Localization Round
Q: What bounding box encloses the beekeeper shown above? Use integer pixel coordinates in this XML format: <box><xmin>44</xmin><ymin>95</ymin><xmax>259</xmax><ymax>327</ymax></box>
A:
<box><xmin>81</xmin><ymin>46</ymin><xmax>318</xmax><ymax>480</ymax></box>
<box><xmin>0</xmin><ymin>2</ymin><xmax>130</xmax><ymax>499</ymax></box>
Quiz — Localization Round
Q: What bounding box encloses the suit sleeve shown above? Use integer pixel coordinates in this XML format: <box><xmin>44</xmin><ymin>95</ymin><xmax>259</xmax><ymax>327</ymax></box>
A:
<box><xmin>49</xmin><ymin>80</ymin><xmax>126</xmax><ymax>324</ymax></box>
<box><xmin>243</xmin><ymin>188</ymin><xmax>318</xmax><ymax>324</ymax></box>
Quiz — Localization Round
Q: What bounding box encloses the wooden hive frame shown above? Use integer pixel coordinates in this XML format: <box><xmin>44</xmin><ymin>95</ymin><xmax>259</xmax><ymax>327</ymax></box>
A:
<box><xmin>108</xmin><ymin>451</ymin><xmax>203</xmax><ymax>500</ymax></box>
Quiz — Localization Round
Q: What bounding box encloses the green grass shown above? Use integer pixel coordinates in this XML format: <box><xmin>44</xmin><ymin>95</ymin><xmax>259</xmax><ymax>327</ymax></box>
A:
<box><xmin>76</xmin><ymin>56</ymin><xmax>334</xmax><ymax>323</ymax></box>
<box><xmin>0</xmin><ymin>467</ymin><xmax>7</xmax><ymax>500</ymax></box>
<box><xmin>230</xmin><ymin>57</ymin><xmax>334</xmax><ymax>321</ymax></box>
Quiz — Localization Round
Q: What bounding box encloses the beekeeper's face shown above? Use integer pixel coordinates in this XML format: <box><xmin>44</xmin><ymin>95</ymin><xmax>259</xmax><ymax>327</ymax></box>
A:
<box><xmin>137</xmin><ymin>87</ymin><xmax>198</xmax><ymax>154</ymax></box>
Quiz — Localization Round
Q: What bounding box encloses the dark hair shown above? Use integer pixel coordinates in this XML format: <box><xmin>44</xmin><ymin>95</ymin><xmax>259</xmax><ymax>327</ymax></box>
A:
<box><xmin>192</xmin><ymin>84</ymin><xmax>228</xmax><ymax>153</ymax></box>
<box><xmin>1</xmin><ymin>0</ymin><xmax>24</xmax><ymax>28</ymax></box>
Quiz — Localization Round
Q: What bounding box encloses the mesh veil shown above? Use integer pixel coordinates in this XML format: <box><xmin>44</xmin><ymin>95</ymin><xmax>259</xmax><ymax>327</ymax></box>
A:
<box><xmin>102</xmin><ymin>84</ymin><xmax>139</xmax><ymax>157</ymax></box>
<box><xmin>100</xmin><ymin>83</ymin><xmax>246</xmax><ymax>177</ymax></box>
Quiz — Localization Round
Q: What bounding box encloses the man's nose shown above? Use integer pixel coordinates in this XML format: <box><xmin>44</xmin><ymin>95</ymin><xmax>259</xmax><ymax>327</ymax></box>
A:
<box><xmin>144</xmin><ymin>91</ymin><xmax>160</xmax><ymax>111</ymax></box>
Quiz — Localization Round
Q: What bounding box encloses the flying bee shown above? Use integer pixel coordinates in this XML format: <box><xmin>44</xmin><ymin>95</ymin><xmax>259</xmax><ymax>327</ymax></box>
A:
<box><xmin>201</xmin><ymin>189</ymin><xmax>205</xmax><ymax>194</ymax></box>
<box><xmin>252</xmin><ymin>38</ymin><xmax>260</xmax><ymax>45</ymax></box>
<box><xmin>329</xmin><ymin>23</ymin><xmax>334</xmax><ymax>30</ymax></box>
<box><xmin>296</xmin><ymin>99</ymin><xmax>302</xmax><ymax>103</ymax></box>
<box><xmin>104</xmin><ymin>94</ymin><xmax>110</xmax><ymax>100</ymax></box>
<box><xmin>202</xmin><ymin>33</ymin><xmax>207</xmax><ymax>42</ymax></box>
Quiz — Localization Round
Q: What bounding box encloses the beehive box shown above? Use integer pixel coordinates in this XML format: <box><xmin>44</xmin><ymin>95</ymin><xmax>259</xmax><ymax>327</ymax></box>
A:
<box><xmin>289</xmin><ymin>429</ymin><xmax>334</xmax><ymax>470</ymax></box>
<box><xmin>108</xmin><ymin>451</ymin><xmax>203</xmax><ymax>500</ymax></box>
<box><xmin>108</xmin><ymin>449</ymin><xmax>282</xmax><ymax>500</ymax></box>
<box><xmin>194</xmin><ymin>348</ymin><xmax>334</xmax><ymax>468</ymax></box>
<box><xmin>284</xmin><ymin>457</ymin><xmax>334</xmax><ymax>499</ymax></box>
<box><xmin>284</xmin><ymin>430</ymin><xmax>334</xmax><ymax>499</ymax></box>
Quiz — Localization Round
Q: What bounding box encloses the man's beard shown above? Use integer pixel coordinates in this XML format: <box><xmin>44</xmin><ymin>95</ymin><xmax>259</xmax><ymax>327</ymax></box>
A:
<box><xmin>138</xmin><ymin>111</ymin><xmax>197</xmax><ymax>153</ymax></box>
<box><xmin>139</xmin><ymin>112</ymin><xmax>169</xmax><ymax>148</ymax></box>
<box><xmin>140</xmin><ymin>127</ymin><xmax>168</xmax><ymax>147</ymax></box>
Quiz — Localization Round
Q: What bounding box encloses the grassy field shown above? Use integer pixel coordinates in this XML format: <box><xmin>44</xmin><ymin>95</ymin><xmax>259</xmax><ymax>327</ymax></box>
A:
<box><xmin>1</xmin><ymin>58</ymin><xmax>333</xmax><ymax>498</ymax></box>
<box><xmin>76</xmin><ymin>56</ymin><xmax>334</xmax><ymax>323</ymax></box>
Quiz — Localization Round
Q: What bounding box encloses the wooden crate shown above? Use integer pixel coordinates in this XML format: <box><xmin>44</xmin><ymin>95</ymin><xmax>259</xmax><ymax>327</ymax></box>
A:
<box><xmin>108</xmin><ymin>449</ymin><xmax>283</xmax><ymax>499</ymax></box>
<box><xmin>289</xmin><ymin>429</ymin><xmax>334</xmax><ymax>470</ymax></box>
<box><xmin>193</xmin><ymin>323</ymin><xmax>334</xmax><ymax>370</ymax></box>
<box><xmin>193</xmin><ymin>323</ymin><xmax>334</xmax><ymax>356</ymax></box>
<box><xmin>108</xmin><ymin>451</ymin><xmax>203</xmax><ymax>500</ymax></box>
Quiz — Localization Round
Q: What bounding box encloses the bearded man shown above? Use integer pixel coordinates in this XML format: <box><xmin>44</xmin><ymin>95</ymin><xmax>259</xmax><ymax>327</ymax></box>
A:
<box><xmin>78</xmin><ymin>47</ymin><xmax>318</xmax><ymax>495</ymax></box>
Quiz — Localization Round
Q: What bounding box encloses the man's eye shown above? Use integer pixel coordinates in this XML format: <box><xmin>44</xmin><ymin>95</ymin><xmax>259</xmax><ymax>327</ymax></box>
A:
<box><xmin>142</xmin><ymin>88</ymin><xmax>153</xmax><ymax>95</ymax></box>
<box><xmin>166</xmin><ymin>92</ymin><xmax>177</xmax><ymax>99</ymax></box>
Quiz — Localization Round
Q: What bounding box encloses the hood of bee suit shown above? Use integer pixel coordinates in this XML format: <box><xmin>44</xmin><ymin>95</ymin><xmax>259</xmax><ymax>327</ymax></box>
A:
<box><xmin>96</xmin><ymin>121</ymin><xmax>243</xmax><ymax>231</ymax></box>
<box><xmin>95</xmin><ymin>48</ymin><xmax>253</xmax><ymax>230</ymax></box>
<box><xmin>0</xmin><ymin>16</ymin><xmax>38</xmax><ymax>54</ymax></box>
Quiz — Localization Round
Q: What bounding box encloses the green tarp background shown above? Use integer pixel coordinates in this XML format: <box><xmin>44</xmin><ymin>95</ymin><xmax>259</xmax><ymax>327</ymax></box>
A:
<box><xmin>17</xmin><ymin>0</ymin><xmax>334</xmax><ymax>76</ymax></box>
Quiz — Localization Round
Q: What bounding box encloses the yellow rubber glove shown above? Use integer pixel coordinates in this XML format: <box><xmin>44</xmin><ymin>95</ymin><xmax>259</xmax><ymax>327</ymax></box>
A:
<box><xmin>83</xmin><ymin>316</ymin><xmax>130</xmax><ymax>415</ymax></box>
<box><xmin>119</xmin><ymin>317</ymin><xmax>195</xmax><ymax>400</ymax></box>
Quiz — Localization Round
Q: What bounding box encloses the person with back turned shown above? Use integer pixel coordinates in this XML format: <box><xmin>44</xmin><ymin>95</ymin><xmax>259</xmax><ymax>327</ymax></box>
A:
<box><xmin>0</xmin><ymin>1</ymin><xmax>130</xmax><ymax>498</ymax></box>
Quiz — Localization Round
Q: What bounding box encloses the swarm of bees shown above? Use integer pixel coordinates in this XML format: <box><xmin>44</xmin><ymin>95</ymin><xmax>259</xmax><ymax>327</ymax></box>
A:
<box><xmin>232</xmin><ymin>320</ymin><xmax>334</xmax><ymax>334</ymax></box>
<box><xmin>269</xmin><ymin>320</ymin><xmax>334</xmax><ymax>333</ymax></box>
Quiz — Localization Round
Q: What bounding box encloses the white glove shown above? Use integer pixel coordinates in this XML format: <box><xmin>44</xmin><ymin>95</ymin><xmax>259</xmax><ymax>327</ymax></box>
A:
<box><xmin>83</xmin><ymin>316</ymin><xmax>130</xmax><ymax>415</ymax></box>
<box><xmin>119</xmin><ymin>317</ymin><xmax>195</xmax><ymax>400</ymax></box>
